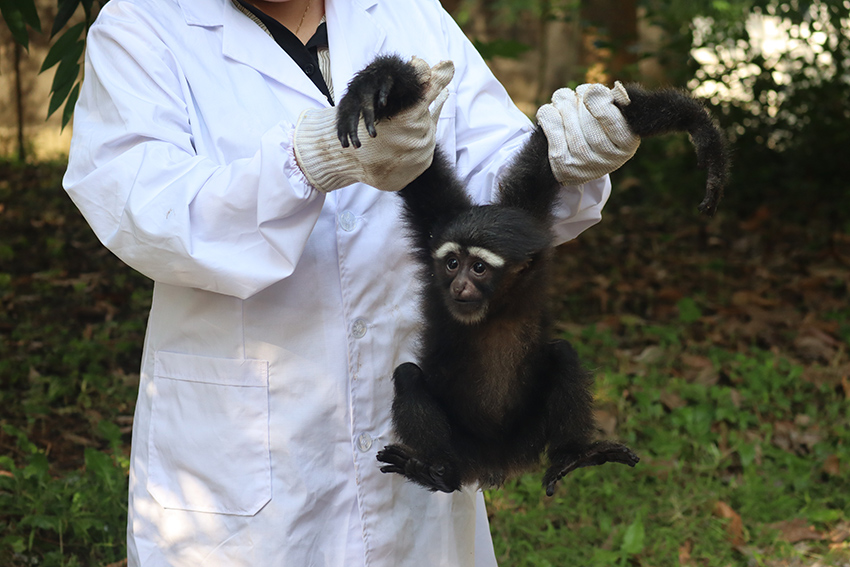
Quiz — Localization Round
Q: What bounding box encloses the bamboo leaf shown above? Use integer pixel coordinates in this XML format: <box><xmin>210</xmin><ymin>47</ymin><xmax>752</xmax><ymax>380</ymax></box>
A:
<box><xmin>50</xmin><ymin>52</ymin><xmax>81</xmax><ymax>92</ymax></box>
<box><xmin>0</xmin><ymin>1</ymin><xmax>29</xmax><ymax>48</ymax></box>
<box><xmin>51</xmin><ymin>0</ymin><xmax>80</xmax><ymax>38</ymax></box>
<box><xmin>47</xmin><ymin>57</ymin><xmax>81</xmax><ymax>118</ymax></box>
<box><xmin>62</xmin><ymin>82</ymin><xmax>81</xmax><ymax>130</ymax></box>
<box><xmin>40</xmin><ymin>23</ymin><xmax>85</xmax><ymax>73</ymax></box>
<box><xmin>17</xmin><ymin>0</ymin><xmax>40</xmax><ymax>32</ymax></box>
<box><xmin>81</xmin><ymin>0</ymin><xmax>94</xmax><ymax>21</ymax></box>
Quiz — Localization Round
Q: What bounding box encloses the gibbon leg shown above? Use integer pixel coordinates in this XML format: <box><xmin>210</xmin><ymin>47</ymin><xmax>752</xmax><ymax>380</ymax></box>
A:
<box><xmin>376</xmin><ymin>362</ymin><xmax>462</xmax><ymax>493</ymax></box>
<box><xmin>541</xmin><ymin>341</ymin><xmax>639</xmax><ymax>496</ymax></box>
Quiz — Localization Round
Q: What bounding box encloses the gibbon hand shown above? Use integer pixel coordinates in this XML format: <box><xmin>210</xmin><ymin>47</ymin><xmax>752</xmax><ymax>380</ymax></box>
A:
<box><xmin>293</xmin><ymin>57</ymin><xmax>455</xmax><ymax>193</ymax></box>
<box><xmin>537</xmin><ymin>82</ymin><xmax>640</xmax><ymax>186</ymax></box>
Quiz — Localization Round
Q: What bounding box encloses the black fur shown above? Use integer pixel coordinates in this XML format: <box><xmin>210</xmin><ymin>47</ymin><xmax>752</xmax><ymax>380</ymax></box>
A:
<box><xmin>615</xmin><ymin>84</ymin><xmax>729</xmax><ymax>216</ymax></box>
<box><xmin>336</xmin><ymin>55</ymin><xmax>726</xmax><ymax>495</ymax></box>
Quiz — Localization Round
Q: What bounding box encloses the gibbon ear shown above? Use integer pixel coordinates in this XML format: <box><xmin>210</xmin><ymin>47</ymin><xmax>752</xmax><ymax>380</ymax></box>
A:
<box><xmin>512</xmin><ymin>259</ymin><xmax>533</xmax><ymax>275</ymax></box>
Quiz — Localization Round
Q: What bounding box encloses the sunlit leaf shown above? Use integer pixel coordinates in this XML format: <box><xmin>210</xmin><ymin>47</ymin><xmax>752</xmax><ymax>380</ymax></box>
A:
<box><xmin>620</xmin><ymin>517</ymin><xmax>646</xmax><ymax>555</ymax></box>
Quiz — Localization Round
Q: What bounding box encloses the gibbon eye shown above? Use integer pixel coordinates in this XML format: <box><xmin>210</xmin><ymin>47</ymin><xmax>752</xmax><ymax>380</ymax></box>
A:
<box><xmin>446</xmin><ymin>258</ymin><xmax>459</xmax><ymax>271</ymax></box>
<box><xmin>472</xmin><ymin>262</ymin><xmax>486</xmax><ymax>275</ymax></box>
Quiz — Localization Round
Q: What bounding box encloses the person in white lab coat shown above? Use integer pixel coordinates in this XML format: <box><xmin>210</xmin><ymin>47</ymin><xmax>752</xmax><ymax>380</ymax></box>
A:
<box><xmin>63</xmin><ymin>0</ymin><xmax>639</xmax><ymax>565</ymax></box>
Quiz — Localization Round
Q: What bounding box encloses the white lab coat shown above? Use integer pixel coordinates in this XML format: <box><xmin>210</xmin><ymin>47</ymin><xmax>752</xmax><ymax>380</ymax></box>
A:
<box><xmin>63</xmin><ymin>0</ymin><xmax>612</xmax><ymax>565</ymax></box>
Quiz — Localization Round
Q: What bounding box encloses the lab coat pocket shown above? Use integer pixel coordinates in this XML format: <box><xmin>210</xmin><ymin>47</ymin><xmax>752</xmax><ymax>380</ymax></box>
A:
<box><xmin>148</xmin><ymin>351</ymin><xmax>271</xmax><ymax>516</ymax></box>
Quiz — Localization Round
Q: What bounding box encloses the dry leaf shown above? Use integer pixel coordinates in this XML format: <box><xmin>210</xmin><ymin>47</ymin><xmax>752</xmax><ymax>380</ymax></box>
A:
<box><xmin>634</xmin><ymin>345</ymin><xmax>665</xmax><ymax>364</ymax></box>
<box><xmin>739</xmin><ymin>205</ymin><xmax>771</xmax><ymax>231</ymax></box>
<box><xmin>714</xmin><ymin>501</ymin><xmax>745</xmax><ymax>546</ymax></box>
<box><xmin>660</xmin><ymin>391</ymin><xmax>687</xmax><ymax>410</ymax></box>
<box><xmin>768</xmin><ymin>518</ymin><xmax>825</xmax><ymax>544</ymax></box>
<box><xmin>594</xmin><ymin>409</ymin><xmax>619</xmax><ymax>437</ymax></box>
<box><xmin>731</xmin><ymin>290</ymin><xmax>779</xmax><ymax>308</ymax></box>
<box><xmin>772</xmin><ymin>421</ymin><xmax>823</xmax><ymax>455</ymax></box>
<box><xmin>690</xmin><ymin>365</ymin><xmax>720</xmax><ymax>387</ymax></box>
<box><xmin>823</xmin><ymin>454</ymin><xmax>841</xmax><ymax>477</ymax></box>
<box><xmin>678</xmin><ymin>540</ymin><xmax>694</xmax><ymax>566</ymax></box>
<box><xmin>681</xmin><ymin>353</ymin><xmax>713</xmax><ymax>369</ymax></box>
<box><xmin>828</xmin><ymin>522</ymin><xmax>850</xmax><ymax>543</ymax></box>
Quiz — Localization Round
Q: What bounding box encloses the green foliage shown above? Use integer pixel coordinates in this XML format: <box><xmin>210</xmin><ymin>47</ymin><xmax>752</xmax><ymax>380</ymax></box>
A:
<box><xmin>637</xmin><ymin>0</ymin><xmax>850</xmax><ymax>216</ymax></box>
<box><xmin>0</xmin><ymin>1</ymin><xmax>106</xmax><ymax>128</ymax></box>
<box><xmin>488</xmin><ymin>331</ymin><xmax>850</xmax><ymax>566</ymax></box>
<box><xmin>0</xmin><ymin>160</ymin><xmax>148</xmax><ymax>565</ymax></box>
<box><xmin>473</xmin><ymin>38</ymin><xmax>533</xmax><ymax>60</ymax></box>
<box><xmin>0</xmin><ymin>0</ymin><xmax>41</xmax><ymax>48</ymax></box>
<box><xmin>0</xmin><ymin>425</ymin><xmax>128</xmax><ymax>567</ymax></box>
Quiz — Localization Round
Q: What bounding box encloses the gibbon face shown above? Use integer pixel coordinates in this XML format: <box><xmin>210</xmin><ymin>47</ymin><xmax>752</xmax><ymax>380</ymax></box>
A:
<box><xmin>432</xmin><ymin>241</ymin><xmax>505</xmax><ymax>325</ymax></box>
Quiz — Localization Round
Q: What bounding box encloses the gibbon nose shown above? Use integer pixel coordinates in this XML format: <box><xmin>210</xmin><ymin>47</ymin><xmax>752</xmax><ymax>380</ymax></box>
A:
<box><xmin>452</xmin><ymin>277</ymin><xmax>479</xmax><ymax>302</ymax></box>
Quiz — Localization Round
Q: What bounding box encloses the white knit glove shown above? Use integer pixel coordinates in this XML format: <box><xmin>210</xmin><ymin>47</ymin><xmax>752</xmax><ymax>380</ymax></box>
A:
<box><xmin>293</xmin><ymin>58</ymin><xmax>455</xmax><ymax>193</ymax></box>
<box><xmin>537</xmin><ymin>81</ymin><xmax>640</xmax><ymax>186</ymax></box>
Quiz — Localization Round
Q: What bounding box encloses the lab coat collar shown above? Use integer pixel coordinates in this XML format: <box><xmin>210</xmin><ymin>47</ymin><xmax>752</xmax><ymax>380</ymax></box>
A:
<box><xmin>326</xmin><ymin>0</ymin><xmax>386</xmax><ymax>103</ymax></box>
<box><xmin>176</xmin><ymin>0</ymin><xmax>386</xmax><ymax>108</ymax></box>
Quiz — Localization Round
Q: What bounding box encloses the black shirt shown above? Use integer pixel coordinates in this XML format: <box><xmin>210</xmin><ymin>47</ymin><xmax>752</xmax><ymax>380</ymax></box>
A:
<box><xmin>235</xmin><ymin>1</ymin><xmax>333</xmax><ymax>105</ymax></box>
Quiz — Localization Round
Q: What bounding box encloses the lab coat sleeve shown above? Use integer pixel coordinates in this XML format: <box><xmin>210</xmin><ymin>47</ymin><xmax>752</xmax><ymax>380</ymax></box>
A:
<box><xmin>63</xmin><ymin>11</ymin><xmax>323</xmax><ymax>300</ymax></box>
<box><xmin>437</xmin><ymin>5</ymin><xmax>611</xmax><ymax>245</ymax></box>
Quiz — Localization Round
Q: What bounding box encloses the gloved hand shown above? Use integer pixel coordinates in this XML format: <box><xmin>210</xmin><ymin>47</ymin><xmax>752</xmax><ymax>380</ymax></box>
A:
<box><xmin>293</xmin><ymin>57</ymin><xmax>455</xmax><ymax>193</ymax></box>
<box><xmin>536</xmin><ymin>81</ymin><xmax>640</xmax><ymax>186</ymax></box>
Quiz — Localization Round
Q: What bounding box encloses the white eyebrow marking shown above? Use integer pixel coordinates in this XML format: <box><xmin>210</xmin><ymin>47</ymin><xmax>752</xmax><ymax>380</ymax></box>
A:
<box><xmin>468</xmin><ymin>246</ymin><xmax>505</xmax><ymax>268</ymax></box>
<box><xmin>433</xmin><ymin>242</ymin><xmax>462</xmax><ymax>259</ymax></box>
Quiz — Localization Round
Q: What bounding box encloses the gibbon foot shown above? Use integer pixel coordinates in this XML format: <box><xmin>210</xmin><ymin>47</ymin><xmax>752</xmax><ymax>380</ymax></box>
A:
<box><xmin>543</xmin><ymin>441</ymin><xmax>639</xmax><ymax>496</ymax></box>
<box><xmin>376</xmin><ymin>444</ymin><xmax>460</xmax><ymax>493</ymax></box>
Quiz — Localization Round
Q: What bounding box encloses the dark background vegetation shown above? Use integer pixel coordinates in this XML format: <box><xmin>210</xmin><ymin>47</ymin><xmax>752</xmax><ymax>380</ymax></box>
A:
<box><xmin>1</xmin><ymin>0</ymin><xmax>849</xmax><ymax>565</ymax></box>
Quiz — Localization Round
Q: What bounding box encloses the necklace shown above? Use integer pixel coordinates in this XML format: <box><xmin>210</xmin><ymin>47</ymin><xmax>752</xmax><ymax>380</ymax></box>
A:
<box><xmin>295</xmin><ymin>0</ymin><xmax>313</xmax><ymax>35</ymax></box>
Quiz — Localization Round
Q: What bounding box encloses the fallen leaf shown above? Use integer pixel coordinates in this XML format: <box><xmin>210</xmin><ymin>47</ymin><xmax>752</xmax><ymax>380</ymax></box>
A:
<box><xmin>594</xmin><ymin>409</ymin><xmax>619</xmax><ymax>437</ymax></box>
<box><xmin>772</xmin><ymin>421</ymin><xmax>823</xmax><ymax>455</ymax></box>
<box><xmin>660</xmin><ymin>391</ymin><xmax>687</xmax><ymax>410</ymax></box>
<box><xmin>714</xmin><ymin>501</ymin><xmax>745</xmax><ymax>546</ymax></box>
<box><xmin>739</xmin><ymin>205</ymin><xmax>771</xmax><ymax>231</ymax></box>
<box><xmin>768</xmin><ymin>518</ymin><xmax>825</xmax><ymax>543</ymax></box>
<box><xmin>731</xmin><ymin>290</ymin><xmax>780</xmax><ymax>308</ymax></box>
<box><xmin>690</xmin><ymin>365</ymin><xmax>720</xmax><ymax>387</ymax></box>
<box><xmin>634</xmin><ymin>345</ymin><xmax>665</xmax><ymax>364</ymax></box>
<box><xmin>678</xmin><ymin>540</ymin><xmax>694</xmax><ymax>566</ymax></box>
<box><xmin>823</xmin><ymin>454</ymin><xmax>841</xmax><ymax>477</ymax></box>
<box><xmin>828</xmin><ymin>522</ymin><xmax>850</xmax><ymax>543</ymax></box>
<box><xmin>681</xmin><ymin>353</ymin><xmax>713</xmax><ymax>369</ymax></box>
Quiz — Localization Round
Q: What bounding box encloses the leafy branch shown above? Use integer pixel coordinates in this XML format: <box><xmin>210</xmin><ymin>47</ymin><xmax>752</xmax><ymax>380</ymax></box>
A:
<box><xmin>1</xmin><ymin>0</ymin><xmax>106</xmax><ymax>128</ymax></box>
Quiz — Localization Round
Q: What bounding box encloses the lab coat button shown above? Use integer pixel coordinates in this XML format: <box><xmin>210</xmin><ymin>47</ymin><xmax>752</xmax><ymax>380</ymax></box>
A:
<box><xmin>351</xmin><ymin>319</ymin><xmax>368</xmax><ymax>339</ymax></box>
<box><xmin>357</xmin><ymin>433</ymin><xmax>373</xmax><ymax>452</ymax></box>
<box><xmin>339</xmin><ymin>210</ymin><xmax>357</xmax><ymax>232</ymax></box>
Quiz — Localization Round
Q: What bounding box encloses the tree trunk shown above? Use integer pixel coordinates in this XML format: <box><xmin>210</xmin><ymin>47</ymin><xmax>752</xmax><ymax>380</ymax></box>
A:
<box><xmin>580</xmin><ymin>0</ymin><xmax>638</xmax><ymax>84</ymax></box>
<box><xmin>14</xmin><ymin>41</ymin><xmax>25</xmax><ymax>162</ymax></box>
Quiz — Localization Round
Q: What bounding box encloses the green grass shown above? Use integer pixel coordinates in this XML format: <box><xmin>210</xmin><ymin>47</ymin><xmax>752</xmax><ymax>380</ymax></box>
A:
<box><xmin>2</xmin><ymin>160</ymin><xmax>849</xmax><ymax>566</ymax></box>
<box><xmin>486</xmin><ymin>325</ymin><xmax>850</xmax><ymax>566</ymax></box>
